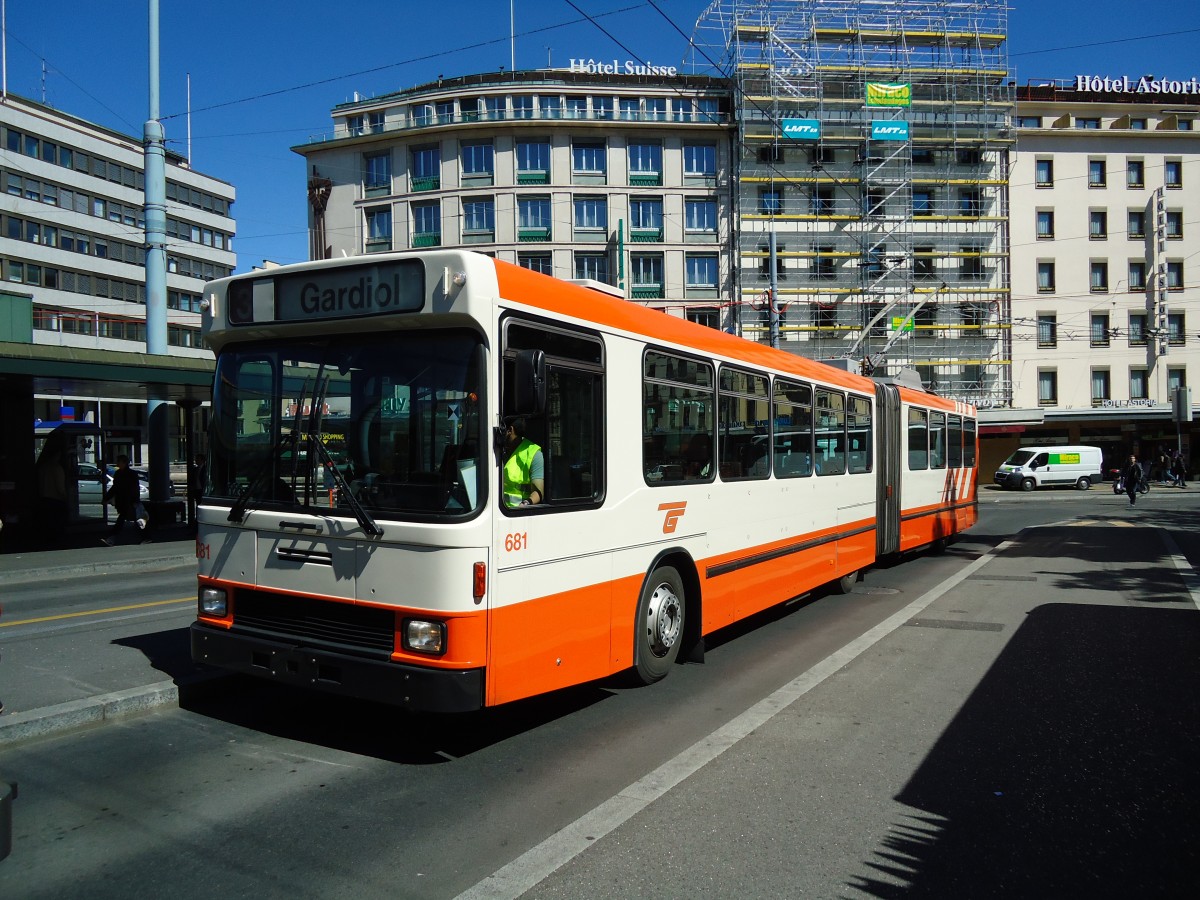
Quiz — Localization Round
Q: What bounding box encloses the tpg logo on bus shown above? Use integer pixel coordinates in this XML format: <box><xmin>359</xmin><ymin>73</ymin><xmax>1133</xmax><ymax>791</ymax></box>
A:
<box><xmin>274</xmin><ymin>260</ymin><xmax>424</xmax><ymax>322</ymax></box>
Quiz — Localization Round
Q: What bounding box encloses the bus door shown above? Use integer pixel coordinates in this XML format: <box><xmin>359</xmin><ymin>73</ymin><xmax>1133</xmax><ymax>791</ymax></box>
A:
<box><xmin>874</xmin><ymin>383</ymin><xmax>901</xmax><ymax>556</ymax></box>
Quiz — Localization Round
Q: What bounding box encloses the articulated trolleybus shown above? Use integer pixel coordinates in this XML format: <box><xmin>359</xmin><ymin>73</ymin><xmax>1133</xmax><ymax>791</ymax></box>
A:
<box><xmin>191</xmin><ymin>250</ymin><xmax>977</xmax><ymax>711</ymax></box>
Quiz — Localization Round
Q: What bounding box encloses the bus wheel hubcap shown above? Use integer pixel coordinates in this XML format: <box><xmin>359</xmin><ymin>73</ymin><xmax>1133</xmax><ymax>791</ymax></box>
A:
<box><xmin>646</xmin><ymin>584</ymin><xmax>682</xmax><ymax>656</ymax></box>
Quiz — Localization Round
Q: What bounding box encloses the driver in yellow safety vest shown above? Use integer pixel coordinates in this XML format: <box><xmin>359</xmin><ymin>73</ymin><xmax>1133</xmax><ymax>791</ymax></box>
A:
<box><xmin>502</xmin><ymin>418</ymin><xmax>544</xmax><ymax>507</ymax></box>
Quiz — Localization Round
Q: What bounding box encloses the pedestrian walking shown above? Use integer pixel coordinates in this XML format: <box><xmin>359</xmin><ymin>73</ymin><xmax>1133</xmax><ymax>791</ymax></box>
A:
<box><xmin>1123</xmin><ymin>454</ymin><xmax>1143</xmax><ymax>506</ymax></box>
<box><xmin>103</xmin><ymin>455</ymin><xmax>146</xmax><ymax>545</ymax></box>
<box><xmin>1171</xmin><ymin>450</ymin><xmax>1188</xmax><ymax>488</ymax></box>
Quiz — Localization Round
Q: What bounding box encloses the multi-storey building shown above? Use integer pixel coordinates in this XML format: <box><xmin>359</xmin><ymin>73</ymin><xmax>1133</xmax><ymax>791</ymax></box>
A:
<box><xmin>294</xmin><ymin>69</ymin><xmax>734</xmax><ymax>327</ymax></box>
<box><xmin>694</xmin><ymin>0</ymin><xmax>1013</xmax><ymax>407</ymax></box>
<box><xmin>1</xmin><ymin>93</ymin><xmax>235</xmax><ymax>461</ymax></box>
<box><xmin>1005</xmin><ymin>78</ymin><xmax>1198</xmax><ymax>471</ymax></box>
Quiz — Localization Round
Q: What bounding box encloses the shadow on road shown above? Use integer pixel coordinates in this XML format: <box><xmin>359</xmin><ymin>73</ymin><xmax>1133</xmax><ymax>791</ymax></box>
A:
<box><xmin>850</xmin><ymin>602</ymin><xmax>1200</xmax><ymax>897</ymax></box>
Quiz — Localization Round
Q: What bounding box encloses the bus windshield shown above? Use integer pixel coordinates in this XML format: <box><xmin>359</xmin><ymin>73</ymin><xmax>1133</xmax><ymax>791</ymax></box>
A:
<box><xmin>209</xmin><ymin>330</ymin><xmax>484</xmax><ymax>520</ymax></box>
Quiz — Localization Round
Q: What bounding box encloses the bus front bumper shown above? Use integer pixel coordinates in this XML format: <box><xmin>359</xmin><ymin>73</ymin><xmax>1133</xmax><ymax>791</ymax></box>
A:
<box><xmin>190</xmin><ymin>623</ymin><xmax>484</xmax><ymax>713</ymax></box>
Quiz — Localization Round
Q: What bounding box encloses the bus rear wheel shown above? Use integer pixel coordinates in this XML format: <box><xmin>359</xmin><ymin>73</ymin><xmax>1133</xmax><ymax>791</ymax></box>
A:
<box><xmin>634</xmin><ymin>566</ymin><xmax>685</xmax><ymax>685</ymax></box>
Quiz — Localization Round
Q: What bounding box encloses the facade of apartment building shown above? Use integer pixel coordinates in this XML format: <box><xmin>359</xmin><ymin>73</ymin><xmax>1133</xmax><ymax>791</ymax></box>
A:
<box><xmin>1005</xmin><ymin>78</ymin><xmax>1198</xmax><ymax>471</ymax></box>
<box><xmin>1</xmin><ymin>93</ymin><xmax>235</xmax><ymax>462</ymax></box>
<box><xmin>293</xmin><ymin>68</ymin><xmax>734</xmax><ymax>327</ymax></box>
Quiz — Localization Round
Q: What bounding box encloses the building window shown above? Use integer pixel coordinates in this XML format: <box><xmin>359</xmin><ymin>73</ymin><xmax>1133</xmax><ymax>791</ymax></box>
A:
<box><xmin>1091</xmin><ymin>313</ymin><xmax>1111</xmax><ymax>347</ymax></box>
<box><xmin>630</xmin><ymin>197</ymin><xmax>663</xmax><ymax>240</ymax></box>
<box><xmin>760</xmin><ymin>187</ymin><xmax>782</xmax><ymax>215</ymax></box>
<box><xmin>1129</xmin><ymin>261</ymin><xmax>1147</xmax><ymax>290</ymax></box>
<box><xmin>461</xmin><ymin>141</ymin><xmax>494</xmax><ymax>178</ymax></box>
<box><xmin>462</xmin><ymin>197</ymin><xmax>495</xmax><ymax>236</ymax></box>
<box><xmin>518</xmin><ymin>196</ymin><xmax>551</xmax><ymax>240</ymax></box>
<box><xmin>364</xmin><ymin>152</ymin><xmax>391</xmax><ymax>194</ymax></box>
<box><xmin>1165</xmin><ymin>159</ymin><xmax>1182</xmax><ymax>188</ymax></box>
<box><xmin>1038</xmin><ymin>313</ymin><xmax>1057</xmax><ymax>348</ymax></box>
<box><xmin>516</xmin><ymin>140</ymin><xmax>550</xmax><ymax>183</ymax></box>
<box><xmin>574</xmin><ymin>252</ymin><xmax>610</xmax><ymax>283</ymax></box>
<box><xmin>630</xmin><ymin>254</ymin><xmax>664</xmax><ymax>299</ymax></box>
<box><xmin>1035</xmin><ymin>159</ymin><xmax>1054</xmax><ymax>187</ymax></box>
<box><xmin>959</xmin><ymin>247</ymin><xmax>983</xmax><ymax>279</ymax></box>
<box><xmin>959</xmin><ymin>189</ymin><xmax>981</xmax><ymax>217</ymax></box>
<box><xmin>619</xmin><ymin>98</ymin><xmax>639</xmax><ymax>121</ymax></box>
<box><xmin>1090</xmin><ymin>209</ymin><xmax>1108</xmax><ymax>239</ymax></box>
<box><xmin>572</xmin><ymin>141</ymin><xmax>606</xmax><ymax>176</ymax></box>
<box><xmin>912</xmin><ymin>190</ymin><xmax>933</xmax><ymax>216</ymax></box>
<box><xmin>1166</xmin><ymin>210</ymin><xmax>1183</xmax><ymax>239</ymax></box>
<box><xmin>1088</xmin><ymin>159</ymin><xmax>1106</xmax><ymax>187</ymax></box>
<box><xmin>1090</xmin><ymin>261</ymin><xmax>1109</xmax><ymax>292</ymax></box>
<box><xmin>1037</xmin><ymin>210</ymin><xmax>1054</xmax><ymax>238</ymax></box>
<box><xmin>1179</xmin><ymin>120</ymin><xmax>1194</xmax><ymax>131</ymax></box>
<box><xmin>687</xmin><ymin>307</ymin><xmax>719</xmax><ymax>329</ymax></box>
<box><xmin>411</xmin><ymin>146</ymin><xmax>440</xmax><ymax>191</ymax></box>
<box><xmin>644</xmin><ymin>98</ymin><xmax>666</xmax><ymax>122</ymax></box>
<box><xmin>591</xmin><ymin>96</ymin><xmax>613</xmax><ymax>120</ymax></box>
<box><xmin>365</xmin><ymin>207</ymin><xmax>392</xmax><ymax>252</ymax></box>
<box><xmin>1129</xmin><ymin>118</ymin><xmax>1147</xmax><ymax>130</ymax></box>
<box><xmin>673</xmin><ymin>98</ymin><xmax>695</xmax><ymax>122</ymax></box>
<box><xmin>1167</xmin><ymin>261</ymin><xmax>1184</xmax><ymax>290</ymax></box>
<box><xmin>1128</xmin><ymin>210</ymin><xmax>1146</xmax><ymax>238</ymax></box>
<box><xmin>1168</xmin><ymin>312</ymin><xmax>1186</xmax><ymax>346</ymax></box>
<box><xmin>1091</xmin><ymin>369</ymin><xmax>1111</xmax><ymax>405</ymax></box>
<box><xmin>485</xmin><ymin>96</ymin><xmax>506</xmax><ymax>120</ymax></box>
<box><xmin>1128</xmin><ymin>313</ymin><xmax>1147</xmax><ymax>346</ymax></box>
<box><xmin>685</xmin><ymin>199</ymin><xmax>717</xmax><ymax>233</ymax></box>
<box><xmin>411</xmin><ymin>202</ymin><xmax>440</xmax><ymax>247</ymax></box>
<box><xmin>565</xmin><ymin>97</ymin><xmax>587</xmax><ymax>120</ymax></box>
<box><xmin>628</xmin><ymin>142</ymin><xmax>662</xmax><ymax>185</ymax></box>
<box><xmin>1130</xmin><ymin>368</ymin><xmax>1148</xmax><ymax>400</ymax></box>
<box><xmin>811</xmin><ymin>245</ymin><xmax>836</xmax><ymax>280</ymax></box>
<box><xmin>683</xmin><ymin>143</ymin><xmax>716</xmax><ymax>178</ymax></box>
<box><xmin>1018</xmin><ymin>116</ymin><xmax>1042</xmax><ymax>128</ymax></box>
<box><xmin>1167</xmin><ymin>368</ymin><xmax>1186</xmax><ymax>392</ymax></box>
<box><xmin>1077</xmin><ymin>117</ymin><xmax>1101</xmax><ymax>129</ymax></box>
<box><xmin>518</xmin><ymin>253</ymin><xmax>553</xmax><ymax>275</ymax></box>
<box><xmin>685</xmin><ymin>255</ymin><xmax>719</xmax><ymax>291</ymax></box>
<box><xmin>513</xmin><ymin>96</ymin><xmax>534</xmax><ymax>119</ymax></box>
<box><xmin>911</xmin><ymin>148</ymin><xmax>934</xmax><ymax>165</ymax></box>
<box><xmin>1038</xmin><ymin>370</ymin><xmax>1058</xmax><ymax>405</ymax></box>
<box><xmin>1037</xmin><ymin>261</ymin><xmax>1056</xmax><ymax>292</ymax></box>
<box><xmin>812</xmin><ymin>186</ymin><xmax>834</xmax><ymax>215</ymax></box>
<box><xmin>573</xmin><ymin>196</ymin><xmax>607</xmax><ymax>233</ymax></box>
<box><xmin>1127</xmin><ymin>159</ymin><xmax>1144</xmax><ymax>188</ymax></box>
<box><xmin>539</xmin><ymin>95</ymin><xmax>561</xmax><ymax>119</ymax></box>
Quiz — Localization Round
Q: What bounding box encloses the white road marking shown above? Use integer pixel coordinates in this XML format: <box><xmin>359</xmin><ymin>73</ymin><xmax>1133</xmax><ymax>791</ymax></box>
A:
<box><xmin>454</xmin><ymin>543</ymin><xmax>1010</xmax><ymax>900</ymax></box>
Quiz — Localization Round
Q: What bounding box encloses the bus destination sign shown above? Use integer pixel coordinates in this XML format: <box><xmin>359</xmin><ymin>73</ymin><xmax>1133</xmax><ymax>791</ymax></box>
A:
<box><xmin>274</xmin><ymin>260</ymin><xmax>424</xmax><ymax>322</ymax></box>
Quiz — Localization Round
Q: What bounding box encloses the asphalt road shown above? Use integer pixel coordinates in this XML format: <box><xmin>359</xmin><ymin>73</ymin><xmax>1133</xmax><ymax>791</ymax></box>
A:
<box><xmin>0</xmin><ymin>488</ymin><xmax>1197</xmax><ymax>898</ymax></box>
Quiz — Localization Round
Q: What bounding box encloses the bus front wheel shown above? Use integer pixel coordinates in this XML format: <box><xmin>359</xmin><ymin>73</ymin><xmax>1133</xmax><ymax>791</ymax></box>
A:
<box><xmin>634</xmin><ymin>566</ymin><xmax>685</xmax><ymax>685</ymax></box>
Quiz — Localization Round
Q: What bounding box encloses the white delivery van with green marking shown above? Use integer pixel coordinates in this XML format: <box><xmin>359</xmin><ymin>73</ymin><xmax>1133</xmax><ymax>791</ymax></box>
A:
<box><xmin>994</xmin><ymin>445</ymin><xmax>1104</xmax><ymax>492</ymax></box>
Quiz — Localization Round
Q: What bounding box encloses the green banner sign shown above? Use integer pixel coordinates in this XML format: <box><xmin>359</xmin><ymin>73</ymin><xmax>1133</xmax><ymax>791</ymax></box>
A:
<box><xmin>866</xmin><ymin>82</ymin><xmax>912</xmax><ymax>108</ymax></box>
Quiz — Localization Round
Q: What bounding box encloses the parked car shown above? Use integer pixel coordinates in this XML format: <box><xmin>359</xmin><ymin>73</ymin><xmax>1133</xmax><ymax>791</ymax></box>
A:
<box><xmin>76</xmin><ymin>462</ymin><xmax>112</xmax><ymax>502</ymax></box>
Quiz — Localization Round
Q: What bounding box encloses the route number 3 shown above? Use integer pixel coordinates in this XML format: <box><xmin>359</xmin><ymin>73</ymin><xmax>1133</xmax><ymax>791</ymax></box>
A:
<box><xmin>504</xmin><ymin>532</ymin><xmax>528</xmax><ymax>552</ymax></box>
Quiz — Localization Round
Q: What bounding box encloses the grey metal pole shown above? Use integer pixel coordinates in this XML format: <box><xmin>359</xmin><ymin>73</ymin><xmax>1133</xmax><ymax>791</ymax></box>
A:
<box><xmin>768</xmin><ymin>229</ymin><xmax>779</xmax><ymax>349</ymax></box>
<box><xmin>144</xmin><ymin>0</ymin><xmax>171</xmax><ymax>504</ymax></box>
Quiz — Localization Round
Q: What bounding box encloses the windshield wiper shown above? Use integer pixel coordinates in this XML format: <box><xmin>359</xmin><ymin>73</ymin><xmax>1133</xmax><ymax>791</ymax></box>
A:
<box><xmin>228</xmin><ymin>377</ymin><xmax>310</xmax><ymax>523</ymax></box>
<box><xmin>307</xmin><ymin>431</ymin><xmax>383</xmax><ymax>536</ymax></box>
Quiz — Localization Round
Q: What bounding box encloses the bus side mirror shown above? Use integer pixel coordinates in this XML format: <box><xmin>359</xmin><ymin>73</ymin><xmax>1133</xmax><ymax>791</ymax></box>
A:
<box><xmin>513</xmin><ymin>349</ymin><xmax>546</xmax><ymax>416</ymax></box>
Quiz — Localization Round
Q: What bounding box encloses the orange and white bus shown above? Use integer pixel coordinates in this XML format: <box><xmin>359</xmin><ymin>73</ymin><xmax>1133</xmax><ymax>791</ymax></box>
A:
<box><xmin>191</xmin><ymin>250</ymin><xmax>977</xmax><ymax>711</ymax></box>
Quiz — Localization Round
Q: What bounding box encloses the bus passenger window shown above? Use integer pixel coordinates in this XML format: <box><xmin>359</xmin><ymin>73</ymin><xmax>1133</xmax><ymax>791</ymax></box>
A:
<box><xmin>930</xmin><ymin>411</ymin><xmax>946</xmax><ymax>469</ymax></box>
<box><xmin>773</xmin><ymin>380</ymin><xmax>813</xmax><ymax>479</ymax></box>
<box><xmin>908</xmin><ymin>408</ymin><xmax>929</xmax><ymax>469</ymax></box>
<box><xmin>815</xmin><ymin>388</ymin><xmax>845</xmax><ymax>475</ymax></box>
<box><xmin>643</xmin><ymin>350</ymin><xmax>714</xmax><ymax>485</ymax></box>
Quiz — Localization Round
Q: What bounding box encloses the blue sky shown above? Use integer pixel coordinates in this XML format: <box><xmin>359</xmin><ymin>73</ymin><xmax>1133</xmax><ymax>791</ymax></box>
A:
<box><xmin>3</xmin><ymin>1</ymin><xmax>1197</xmax><ymax>273</ymax></box>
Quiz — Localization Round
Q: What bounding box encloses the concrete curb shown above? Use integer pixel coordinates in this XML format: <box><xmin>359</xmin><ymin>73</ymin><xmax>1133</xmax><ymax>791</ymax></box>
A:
<box><xmin>0</xmin><ymin>672</ymin><xmax>226</xmax><ymax>747</ymax></box>
<box><xmin>1</xmin><ymin>552</ymin><xmax>196</xmax><ymax>587</ymax></box>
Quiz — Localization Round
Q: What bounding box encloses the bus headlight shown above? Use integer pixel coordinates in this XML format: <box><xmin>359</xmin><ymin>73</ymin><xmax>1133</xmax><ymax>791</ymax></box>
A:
<box><xmin>199</xmin><ymin>587</ymin><xmax>228</xmax><ymax>617</ymax></box>
<box><xmin>403</xmin><ymin>619</ymin><xmax>446</xmax><ymax>655</ymax></box>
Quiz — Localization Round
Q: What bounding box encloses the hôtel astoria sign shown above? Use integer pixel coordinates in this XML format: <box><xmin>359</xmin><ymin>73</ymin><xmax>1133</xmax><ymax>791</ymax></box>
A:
<box><xmin>1075</xmin><ymin>74</ymin><xmax>1200</xmax><ymax>95</ymax></box>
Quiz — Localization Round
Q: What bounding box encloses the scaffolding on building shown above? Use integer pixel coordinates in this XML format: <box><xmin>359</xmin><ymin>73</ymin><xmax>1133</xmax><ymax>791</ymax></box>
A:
<box><xmin>692</xmin><ymin>0</ymin><xmax>1014</xmax><ymax>407</ymax></box>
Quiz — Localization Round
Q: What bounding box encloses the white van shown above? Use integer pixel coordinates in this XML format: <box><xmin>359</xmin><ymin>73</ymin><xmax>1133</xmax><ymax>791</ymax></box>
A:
<box><xmin>994</xmin><ymin>445</ymin><xmax>1104</xmax><ymax>492</ymax></box>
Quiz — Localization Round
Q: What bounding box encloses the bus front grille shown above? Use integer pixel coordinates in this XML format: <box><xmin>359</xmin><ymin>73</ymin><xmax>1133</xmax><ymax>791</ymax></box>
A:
<box><xmin>232</xmin><ymin>589</ymin><xmax>396</xmax><ymax>656</ymax></box>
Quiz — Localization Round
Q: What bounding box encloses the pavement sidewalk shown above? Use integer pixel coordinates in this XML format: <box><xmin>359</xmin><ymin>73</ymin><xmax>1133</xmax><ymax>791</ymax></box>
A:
<box><xmin>0</xmin><ymin>523</ymin><xmax>197</xmax><ymax>586</ymax></box>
